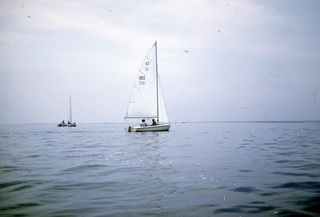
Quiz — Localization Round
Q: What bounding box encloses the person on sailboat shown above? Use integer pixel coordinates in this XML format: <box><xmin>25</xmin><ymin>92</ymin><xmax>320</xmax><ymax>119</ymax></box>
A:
<box><xmin>152</xmin><ymin>119</ymin><xmax>157</xmax><ymax>126</ymax></box>
<box><xmin>140</xmin><ymin>119</ymin><xmax>148</xmax><ymax>126</ymax></box>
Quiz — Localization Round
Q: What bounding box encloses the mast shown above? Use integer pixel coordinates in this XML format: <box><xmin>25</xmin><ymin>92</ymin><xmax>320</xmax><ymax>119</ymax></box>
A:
<box><xmin>155</xmin><ymin>41</ymin><xmax>159</xmax><ymax>122</ymax></box>
<box><xmin>69</xmin><ymin>96</ymin><xmax>72</xmax><ymax>123</ymax></box>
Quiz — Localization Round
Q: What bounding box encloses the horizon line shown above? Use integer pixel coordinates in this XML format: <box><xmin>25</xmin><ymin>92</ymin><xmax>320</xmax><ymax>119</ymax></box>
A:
<box><xmin>1</xmin><ymin>120</ymin><xmax>320</xmax><ymax>125</ymax></box>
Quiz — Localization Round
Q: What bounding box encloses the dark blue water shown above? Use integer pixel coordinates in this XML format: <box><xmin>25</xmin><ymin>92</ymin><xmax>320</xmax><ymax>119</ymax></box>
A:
<box><xmin>0</xmin><ymin>122</ymin><xmax>319</xmax><ymax>216</ymax></box>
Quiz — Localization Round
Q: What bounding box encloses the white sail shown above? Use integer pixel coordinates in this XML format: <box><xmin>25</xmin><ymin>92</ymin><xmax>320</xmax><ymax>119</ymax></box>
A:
<box><xmin>158</xmin><ymin>77</ymin><xmax>169</xmax><ymax>123</ymax></box>
<box><xmin>125</xmin><ymin>42</ymin><xmax>170</xmax><ymax>131</ymax></box>
<box><xmin>68</xmin><ymin>96</ymin><xmax>76</xmax><ymax>127</ymax></box>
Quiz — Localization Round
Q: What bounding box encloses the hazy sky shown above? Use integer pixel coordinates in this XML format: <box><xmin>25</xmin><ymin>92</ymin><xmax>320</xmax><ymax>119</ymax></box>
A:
<box><xmin>1</xmin><ymin>0</ymin><xmax>319</xmax><ymax>124</ymax></box>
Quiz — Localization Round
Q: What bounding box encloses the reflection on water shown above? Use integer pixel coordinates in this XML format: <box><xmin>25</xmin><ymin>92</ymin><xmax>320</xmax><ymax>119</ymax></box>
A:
<box><xmin>0</xmin><ymin>122</ymin><xmax>319</xmax><ymax>216</ymax></box>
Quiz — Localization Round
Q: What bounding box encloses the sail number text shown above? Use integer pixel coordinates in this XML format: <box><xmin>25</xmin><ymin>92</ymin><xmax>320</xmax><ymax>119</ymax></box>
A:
<box><xmin>139</xmin><ymin>76</ymin><xmax>145</xmax><ymax>85</ymax></box>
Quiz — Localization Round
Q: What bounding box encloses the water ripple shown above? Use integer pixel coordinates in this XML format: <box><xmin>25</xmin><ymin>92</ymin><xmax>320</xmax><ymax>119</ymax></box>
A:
<box><xmin>0</xmin><ymin>123</ymin><xmax>319</xmax><ymax>216</ymax></box>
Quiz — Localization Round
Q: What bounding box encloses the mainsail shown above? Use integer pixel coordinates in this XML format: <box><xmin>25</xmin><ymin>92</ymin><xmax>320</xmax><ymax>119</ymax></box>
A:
<box><xmin>125</xmin><ymin>42</ymin><xmax>169</xmax><ymax>124</ymax></box>
<box><xmin>68</xmin><ymin>96</ymin><xmax>76</xmax><ymax>127</ymax></box>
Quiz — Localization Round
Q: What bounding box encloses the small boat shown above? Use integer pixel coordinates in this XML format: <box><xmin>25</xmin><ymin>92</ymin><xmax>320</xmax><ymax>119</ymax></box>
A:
<box><xmin>125</xmin><ymin>41</ymin><xmax>170</xmax><ymax>132</ymax></box>
<box><xmin>67</xmin><ymin>96</ymin><xmax>76</xmax><ymax>127</ymax></box>
<box><xmin>57</xmin><ymin>120</ymin><xmax>67</xmax><ymax>127</ymax></box>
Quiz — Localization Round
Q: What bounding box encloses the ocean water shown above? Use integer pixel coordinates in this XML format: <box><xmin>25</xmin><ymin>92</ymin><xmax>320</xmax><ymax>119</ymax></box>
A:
<box><xmin>0</xmin><ymin>122</ymin><xmax>319</xmax><ymax>217</ymax></box>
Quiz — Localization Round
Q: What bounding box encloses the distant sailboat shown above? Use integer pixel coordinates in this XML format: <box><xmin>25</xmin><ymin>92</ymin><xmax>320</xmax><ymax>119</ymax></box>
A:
<box><xmin>125</xmin><ymin>41</ymin><xmax>170</xmax><ymax>132</ymax></box>
<box><xmin>68</xmin><ymin>96</ymin><xmax>76</xmax><ymax>127</ymax></box>
<box><xmin>57</xmin><ymin>120</ymin><xmax>67</xmax><ymax>127</ymax></box>
<box><xmin>57</xmin><ymin>96</ymin><xmax>76</xmax><ymax>127</ymax></box>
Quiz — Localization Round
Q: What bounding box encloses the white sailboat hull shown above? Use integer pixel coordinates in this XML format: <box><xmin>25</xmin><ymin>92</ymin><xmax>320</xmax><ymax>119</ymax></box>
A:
<box><xmin>127</xmin><ymin>124</ymin><xmax>170</xmax><ymax>132</ymax></box>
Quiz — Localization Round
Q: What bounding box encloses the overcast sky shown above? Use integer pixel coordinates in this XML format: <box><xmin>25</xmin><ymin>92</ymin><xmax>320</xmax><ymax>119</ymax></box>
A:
<box><xmin>1</xmin><ymin>0</ymin><xmax>319</xmax><ymax>124</ymax></box>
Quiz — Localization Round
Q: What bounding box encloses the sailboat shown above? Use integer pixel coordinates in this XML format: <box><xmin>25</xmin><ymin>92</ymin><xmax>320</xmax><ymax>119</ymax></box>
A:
<box><xmin>125</xmin><ymin>41</ymin><xmax>170</xmax><ymax>132</ymax></box>
<box><xmin>57</xmin><ymin>96</ymin><xmax>76</xmax><ymax>127</ymax></box>
<box><xmin>57</xmin><ymin>120</ymin><xmax>67</xmax><ymax>127</ymax></box>
<box><xmin>68</xmin><ymin>96</ymin><xmax>76</xmax><ymax>127</ymax></box>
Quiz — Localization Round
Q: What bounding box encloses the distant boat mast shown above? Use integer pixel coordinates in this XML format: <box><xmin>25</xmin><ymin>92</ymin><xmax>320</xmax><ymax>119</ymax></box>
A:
<box><xmin>69</xmin><ymin>96</ymin><xmax>73</xmax><ymax>123</ymax></box>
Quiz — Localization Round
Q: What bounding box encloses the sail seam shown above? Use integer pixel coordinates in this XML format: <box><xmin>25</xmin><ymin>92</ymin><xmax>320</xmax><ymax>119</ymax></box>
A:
<box><xmin>139</xmin><ymin>70</ymin><xmax>146</xmax><ymax>75</ymax></box>
<box><xmin>133</xmin><ymin>85</ymin><xmax>141</xmax><ymax>91</ymax></box>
